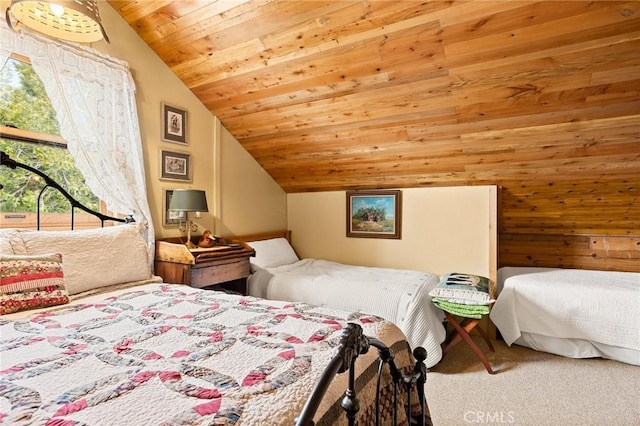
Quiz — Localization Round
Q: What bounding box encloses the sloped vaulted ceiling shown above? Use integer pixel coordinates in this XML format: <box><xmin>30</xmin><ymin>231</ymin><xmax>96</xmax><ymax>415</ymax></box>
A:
<box><xmin>109</xmin><ymin>0</ymin><xmax>639</xmax><ymax>196</ymax></box>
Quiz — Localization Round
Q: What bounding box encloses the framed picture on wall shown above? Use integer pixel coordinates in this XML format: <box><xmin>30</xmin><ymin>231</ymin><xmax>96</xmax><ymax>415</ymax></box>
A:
<box><xmin>159</xmin><ymin>149</ymin><xmax>192</xmax><ymax>182</ymax></box>
<box><xmin>162</xmin><ymin>102</ymin><xmax>187</xmax><ymax>145</ymax></box>
<box><xmin>163</xmin><ymin>189</ymin><xmax>186</xmax><ymax>227</ymax></box>
<box><xmin>346</xmin><ymin>190</ymin><xmax>402</xmax><ymax>239</ymax></box>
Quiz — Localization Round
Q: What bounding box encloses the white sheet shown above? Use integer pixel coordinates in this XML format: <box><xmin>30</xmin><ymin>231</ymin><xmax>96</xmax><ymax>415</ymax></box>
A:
<box><xmin>248</xmin><ymin>258</ymin><xmax>446</xmax><ymax>367</ymax></box>
<box><xmin>490</xmin><ymin>267</ymin><xmax>640</xmax><ymax>365</ymax></box>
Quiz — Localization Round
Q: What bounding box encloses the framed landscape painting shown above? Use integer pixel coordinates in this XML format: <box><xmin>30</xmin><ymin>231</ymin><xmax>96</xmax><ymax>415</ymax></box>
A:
<box><xmin>346</xmin><ymin>190</ymin><xmax>402</xmax><ymax>239</ymax></box>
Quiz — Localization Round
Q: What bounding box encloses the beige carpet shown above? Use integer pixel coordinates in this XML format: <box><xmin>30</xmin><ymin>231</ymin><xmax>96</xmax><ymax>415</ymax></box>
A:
<box><xmin>425</xmin><ymin>336</ymin><xmax>640</xmax><ymax>426</ymax></box>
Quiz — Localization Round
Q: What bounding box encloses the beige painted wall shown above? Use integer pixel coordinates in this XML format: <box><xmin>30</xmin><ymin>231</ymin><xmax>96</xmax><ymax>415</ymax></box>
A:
<box><xmin>287</xmin><ymin>186</ymin><xmax>497</xmax><ymax>280</ymax></box>
<box><xmin>216</xmin><ymin>120</ymin><xmax>287</xmax><ymax>237</ymax></box>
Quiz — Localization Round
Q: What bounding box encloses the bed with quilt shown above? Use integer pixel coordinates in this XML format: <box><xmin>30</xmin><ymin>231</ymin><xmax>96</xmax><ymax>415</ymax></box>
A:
<box><xmin>0</xmin><ymin>152</ymin><xmax>430</xmax><ymax>425</ymax></box>
<box><xmin>490</xmin><ymin>266</ymin><xmax>640</xmax><ymax>366</ymax></box>
<box><xmin>239</xmin><ymin>233</ymin><xmax>446</xmax><ymax>369</ymax></box>
<box><xmin>0</xmin><ymin>225</ymin><xmax>430</xmax><ymax>425</ymax></box>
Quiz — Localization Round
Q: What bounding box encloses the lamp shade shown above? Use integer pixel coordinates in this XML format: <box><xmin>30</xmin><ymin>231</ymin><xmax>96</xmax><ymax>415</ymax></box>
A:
<box><xmin>169</xmin><ymin>189</ymin><xmax>208</xmax><ymax>212</ymax></box>
<box><xmin>6</xmin><ymin>0</ymin><xmax>110</xmax><ymax>43</ymax></box>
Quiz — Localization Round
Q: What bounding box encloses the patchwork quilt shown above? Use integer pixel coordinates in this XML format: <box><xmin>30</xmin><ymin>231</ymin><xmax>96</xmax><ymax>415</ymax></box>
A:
<box><xmin>0</xmin><ymin>284</ymin><xmax>425</xmax><ymax>425</ymax></box>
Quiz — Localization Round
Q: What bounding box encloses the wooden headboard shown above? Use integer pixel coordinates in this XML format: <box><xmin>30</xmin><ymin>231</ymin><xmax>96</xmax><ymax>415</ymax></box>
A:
<box><xmin>232</xmin><ymin>230</ymin><xmax>291</xmax><ymax>243</ymax></box>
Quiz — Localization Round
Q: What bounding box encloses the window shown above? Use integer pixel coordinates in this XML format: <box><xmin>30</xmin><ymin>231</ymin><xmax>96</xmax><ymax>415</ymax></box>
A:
<box><xmin>0</xmin><ymin>55</ymin><xmax>106</xmax><ymax>230</ymax></box>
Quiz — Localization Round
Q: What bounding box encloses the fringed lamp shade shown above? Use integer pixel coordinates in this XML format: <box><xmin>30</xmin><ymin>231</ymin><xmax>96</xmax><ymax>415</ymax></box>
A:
<box><xmin>5</xmin><ymin>0</ymin><xmax>110</xmax><ymax>43</ymax></box>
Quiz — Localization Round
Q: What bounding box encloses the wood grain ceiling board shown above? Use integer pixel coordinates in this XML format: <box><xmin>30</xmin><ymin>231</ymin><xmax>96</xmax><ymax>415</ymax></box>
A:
<box><xmin>108</xmin><ymin>0</ymin><xmax>640</xmax><ymax>189</ymax></box>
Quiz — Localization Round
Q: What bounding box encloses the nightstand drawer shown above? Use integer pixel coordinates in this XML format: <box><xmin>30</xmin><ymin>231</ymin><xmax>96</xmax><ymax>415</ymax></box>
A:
<box><xmin>190</xmin><ymin>258</ymin><xmax>251</xmax><ymax>288</ymax></box>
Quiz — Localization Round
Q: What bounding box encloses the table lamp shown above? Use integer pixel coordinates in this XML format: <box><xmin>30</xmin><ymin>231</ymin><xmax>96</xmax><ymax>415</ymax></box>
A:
<box><xmin>168</xmin><ymin>189</ymin><xmax>208</xmax><ymax>249</ymax></box>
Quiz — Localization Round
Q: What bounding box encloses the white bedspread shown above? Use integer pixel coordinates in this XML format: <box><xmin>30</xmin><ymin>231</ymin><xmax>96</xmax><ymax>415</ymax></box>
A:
<box><xmin>248</xmin><ymin>258</ymin><xmax>446</xmax><ymax>367</ymax></box>
<box><xmin>490</xmin><ymin>267</ymin><xmax>640</xmax><ymax>364</ymax></box>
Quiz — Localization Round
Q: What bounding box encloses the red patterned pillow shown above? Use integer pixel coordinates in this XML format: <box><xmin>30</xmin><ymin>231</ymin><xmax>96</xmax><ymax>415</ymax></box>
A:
<box><xmin>0</xmin><ymin>253</ymin><xmax>69</xmax><ymax>315</ymax></box>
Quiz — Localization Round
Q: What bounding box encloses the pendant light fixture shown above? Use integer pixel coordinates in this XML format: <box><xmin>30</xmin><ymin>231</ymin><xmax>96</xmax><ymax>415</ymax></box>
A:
<box><xmin>5</xmin><ymin>0</ymin><xmax>110</xmax><ymax>43</ymax></box>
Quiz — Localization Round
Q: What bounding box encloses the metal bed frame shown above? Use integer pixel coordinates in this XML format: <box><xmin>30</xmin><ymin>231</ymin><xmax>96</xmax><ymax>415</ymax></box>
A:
<box><xmin>1</xmin><ymin>150</ymin><xmax>430</xmax><ymax>425</ymax></box>
<box><xmin>0</xmin><ymin>151</ymin><xmax>133</xmax><ymax>228</ymax></box>
<box><xmin>296</xmin><ymin>322</ymin><xmax>429</xmax><ymax>426</ymax></box>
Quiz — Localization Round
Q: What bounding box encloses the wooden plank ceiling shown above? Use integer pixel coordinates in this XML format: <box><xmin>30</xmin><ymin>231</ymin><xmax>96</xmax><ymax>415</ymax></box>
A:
<box><xmin>108</xmin><ymin>0</ymin><xmax>640</xmax><ymax>192</ymax></box>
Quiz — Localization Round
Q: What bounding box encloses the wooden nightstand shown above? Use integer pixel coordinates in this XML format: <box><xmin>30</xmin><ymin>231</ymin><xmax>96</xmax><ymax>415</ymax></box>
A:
<box><xmin>154</xmin><ymin>237</ymin><xmax>255</xmax><ymax>295</ymax></box>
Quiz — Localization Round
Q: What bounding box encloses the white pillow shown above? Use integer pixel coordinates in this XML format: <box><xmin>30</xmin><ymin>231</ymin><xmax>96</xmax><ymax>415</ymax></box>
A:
<box><xmin>16</xmin><ymin>224</ymin><xmax>152</xmax><ymax>295</ymax></box>
<box><xmin>248</xmin><ymin>238</ymin><xmax>299</xmax><ymax>270</ymax></box>
<box><xmin>0</xmin><ymin>229</ymin><xmax>19</xmax><ymax>254</ymax></box>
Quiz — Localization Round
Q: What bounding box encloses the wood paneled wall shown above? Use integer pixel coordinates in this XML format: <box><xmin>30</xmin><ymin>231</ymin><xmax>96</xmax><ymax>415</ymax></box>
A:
<box><xmin>499</xmin><ymin>180</ymin><xmax>639</xmax><ymax>272</ymax></box>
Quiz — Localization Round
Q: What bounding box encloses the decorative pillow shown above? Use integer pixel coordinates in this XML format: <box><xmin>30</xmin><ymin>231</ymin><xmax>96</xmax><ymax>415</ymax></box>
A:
<box><xmin>16</xmin><ymin>224</ymin><xmax>152</xmax><ymax>295</ymax></box>
<box><xmin>0</xmin><ymin>253</ymin><xmax>69</xmax><ymax>315</ymax></box>
<box><xmin>248</xmin><ymin>238</ymin><xmax>300</xmax><ymax>270</ymax></box>
<box><xmin>429</xmin><ymin>272</ymin><xmax>495</xmax><ymax>305</ymax></box>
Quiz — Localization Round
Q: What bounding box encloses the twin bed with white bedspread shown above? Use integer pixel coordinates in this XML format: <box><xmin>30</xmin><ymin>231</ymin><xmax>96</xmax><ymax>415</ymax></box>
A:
<box><xmin>490</xmin><ymin>266</ymin><xmax>640</xmax><ymax>366</ymax></box>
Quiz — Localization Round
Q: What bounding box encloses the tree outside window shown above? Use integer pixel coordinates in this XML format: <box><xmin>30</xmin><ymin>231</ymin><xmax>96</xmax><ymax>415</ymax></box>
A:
<box><xmin>0</xmin><ymin>56</ymin><xmax>103</xmax><ymax>229</ymax></box>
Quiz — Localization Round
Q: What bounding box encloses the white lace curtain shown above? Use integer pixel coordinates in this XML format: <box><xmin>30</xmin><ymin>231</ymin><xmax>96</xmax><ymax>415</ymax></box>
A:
<box><xmin>0</xmin><ymin>25</ymin><xmax>155</xmax><ymax>259</ymax></box>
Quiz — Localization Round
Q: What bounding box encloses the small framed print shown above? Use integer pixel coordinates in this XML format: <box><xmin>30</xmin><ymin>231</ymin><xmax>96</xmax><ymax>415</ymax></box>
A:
<box><xmin>160</xmin><ymin>149</ymin><xmax>192</xmax><ymax>182</ymax></box>
<box><xmin>346</xmin><ymin>190</ymin><xmax>402</xmax><ymax>239</ymax></box>
<box><xmin>163</xmin><ymin>189</ymin><xmax>186</xmax><ymax>227</ymax></box>
<box><xmin>162</xmin><ymin>103</ymin><xmax>187</xmax><ymax>145</ymax></box>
